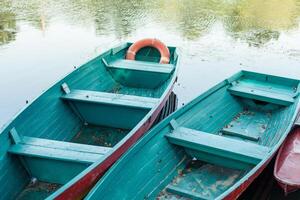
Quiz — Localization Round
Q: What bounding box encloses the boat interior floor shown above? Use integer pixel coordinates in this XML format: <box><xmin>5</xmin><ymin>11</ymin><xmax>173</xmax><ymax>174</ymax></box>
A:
<box><xmin>158</xmin><ymin>160</ymin><xmax>246</xmax><ymax>200</ymax></box>
<box><xmin>161</xmin><ymin>101</ymin><xmax>278</xmax><ymax>199</ymax></box>
<box><xmin>16</xmin><ymin>181</ymin><xmax>61</xmax><ymax>200</ymax></box>
<box><xmin>71</xmin><ymin>124</ymin><xmax>129</xmax><ymax>147</ymax></box>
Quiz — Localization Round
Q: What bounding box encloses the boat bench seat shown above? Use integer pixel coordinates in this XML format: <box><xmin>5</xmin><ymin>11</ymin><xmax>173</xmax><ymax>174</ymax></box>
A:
<box><xmin>102</xmin><ymin>58</ymin><xmax>175</xmax><ymax>88</ymax></box>
<box><xmin>8</xmin><ymin>128</ymin><xmax>111</xmax><ymax>184</ymax></box>
<box><xmin>166</xmin><ymin>126</ymin><xmax>270</xmax><ymax>169</ymax></box>
<box><xmin>228</xmin><ymin>84</ymin><xmax>295</xmax><ymax>106</ymax></box>
<box><xmin>62</xmin><ymin>89</ymin><xmax>159</xmax><ymax>129</ymax></box>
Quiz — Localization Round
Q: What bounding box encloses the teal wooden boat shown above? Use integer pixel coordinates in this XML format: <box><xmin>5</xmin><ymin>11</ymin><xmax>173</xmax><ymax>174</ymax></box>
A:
<box><xmin>85</xmin><ymin>71</ymin><xmax>300</xmax><ymax>200</ymax></box>
<box><xmin>0</xmin><ymin>42</ymin><xmax>179</xmax><ymax>200</ymax></box>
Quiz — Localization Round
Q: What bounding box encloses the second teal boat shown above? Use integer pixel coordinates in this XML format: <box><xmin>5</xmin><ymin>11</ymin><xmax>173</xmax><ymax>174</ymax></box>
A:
<box><xmin>85</xmin><ymin>71</ymin><xmax>300</xmax><ymax>200</ymax></box>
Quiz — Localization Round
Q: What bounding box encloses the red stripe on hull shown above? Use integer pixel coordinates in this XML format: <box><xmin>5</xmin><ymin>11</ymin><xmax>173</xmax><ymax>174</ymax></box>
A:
<box><xmin>54</xmin><ymin>83</ymin><xmax>175</xmax><ymax>200</ymax></box>
<box><xmin>224</xmin><ymin>153</ymin><xmax>275</xmax><ymax>200</ymax></box>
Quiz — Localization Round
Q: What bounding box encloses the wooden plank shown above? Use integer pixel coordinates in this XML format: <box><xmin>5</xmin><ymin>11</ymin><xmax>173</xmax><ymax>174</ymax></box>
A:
<box><xmin>295</xmin><ymin>115</ymin><xmax>300</xmax><ymax>126</ymax></box>
<box><xmin>62</xmin><ymin>90</ymin><xmax>159</xmax><ymax>109</ymax></box>
<box><xmin>169</xmin><ymin>119</ymin><xmax>179</xmax><ymax>130</ymax></box>
<box><xmin>166</xmin><ymin>185</ymin><xmax>207</xmax><ymax>200</ymax></box>
<box><xmin>228</xmin><ymin>85</ymin><xmax>294</xmax><ymax>106</ymax></box>
<box><xmin>8</xmin><ymin>144</ymin><xmax>103</xmax><ymax>164</ymax></box>
<box><xmin>222</xmin><ymin>128</ymin><xmax>260</xmax><ymax>141</ymax></box>
<box><xmin>106</xmin><ymin>59</ymin><xmax>174</xmax><ymax>74</ymax></box>
<box><xmin>9</xmin><ymin>128</ymin><xmax>22</xmax><ymax>144</ymax></box>
<box><xmin>166</xmin><ymin>127</ymin><xmax>270</xmax><ymax>164</ymax></box>
<box><xmin>236</xmin><ymin>78</ymin><xmax>296</xmax><ymax>96</ymax></box>
<box><xmin>22</xmin><ymin>136</ymin><xmax>111</xmax><ymax>155</ymax></box>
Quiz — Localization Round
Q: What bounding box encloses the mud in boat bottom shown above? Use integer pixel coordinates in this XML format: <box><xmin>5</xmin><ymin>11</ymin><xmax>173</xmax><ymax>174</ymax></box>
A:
<box><xmin>16</xmin><ymin>181</ymin><xmax>61</xmax><ymax>200</ymax></box>
<box><xmin>71</xmin><ymin>124</ymin><xmax>130</xmax><ymax>147</ymax></box>
<box><xmin>158</xmin><ymin>160</ymin><xmax>247</xmax><ymax>200</ymax></box>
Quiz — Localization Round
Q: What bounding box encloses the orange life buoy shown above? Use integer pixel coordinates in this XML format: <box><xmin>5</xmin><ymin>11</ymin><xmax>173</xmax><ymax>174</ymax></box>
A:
<box><xmin>126</xmin><ymin>38</ymin><xmax>170</xmax><ymax>64</ymax></box>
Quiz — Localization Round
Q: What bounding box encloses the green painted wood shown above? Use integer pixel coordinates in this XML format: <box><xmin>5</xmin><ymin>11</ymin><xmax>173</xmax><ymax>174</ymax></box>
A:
<box><xmin>9</xmin><ymin>144</ymin><xmax>102</xmax><ymax>164</ymax></box>
<box><xmin>22</xmin><ymin>136</ymin><xmax>111</xmax><ymax>155</ymax></box>
<box><xmin>84</xmin><ymin>71</ymin><xmax>300</xmax><ymax>200</ymax></box>
<box><xmin>104</xmin><ymin>59</ymin><xmax>174</xmax><ymax>89</ymax></box>
<box><xmin>102</xmin><ymin>44</ymin><xmax>177</xmax><ymax>89</ymax></box>
<box><xmin>0</xmin><ymin>42</ymin><xmax>179</xmax><ymax>199</ymax></box>
<box><xmin>166</xmin><ymin>185</ymin><xmax>206</xmax><ymax>200</ymax></box>
<box><xmin>228</xmin><ymin>85</ymin><xmax>295</xmax><ymax>106</ymax></box>
<box><xmin>10</xmin><ymin>127</ymin><xmax>22</xmax><ymax>144</ymax></box>
<box><xmin>65</xmin><ymin>100</ymin><xmax>150</xmax><ymax>129</ymax></box>
<box><xmin>104</xmin><ymin>59</ymin><xmax>174</xmax><ymax>73</ymax></box>
<box><xmin>20</xmin><ymin>156</ymin><xmax>90</xmax><ymax>184</ymax></box>
<box><xmin>222</xmin><ymin>128</ymin><xmax>259</xmax><ymax>141</ymax></box>
<box><xmin>184</xmin><ymin>149</ymin><xmax>253</xmax><ymax>170</ymax></box>
<box><xmin>166</xmin><ymin>127</ymin><xmax>269</xmax><ymax>165</ymax></box>
<box><xmin>61</xmin><ymin>89</ymin><xmax>162</xmax><ymax>129</ymax></box>
<box><xmin>220</xmin><ymin>110</ymin><xmax>271</xmax><ymax>142</ymax></box>
<box><xmin>295</xmin><ymin>114</ymin><xmax>300</xmax><ymax>126</ymax></box>
<box><xmin>242</xmin><ymin>71</ymin><xmax>300</xmax><ymax>88</ymax></box>
<box><xmin>7</xmin><ymin>129</ymin><xmax>112</xmax><ymax>184</ymax></box>
<box><xmin>8</xmin><ymin>129</ymin><xmax>111</xmax><ymax>162</ymax></box>
<box><xmin>62</xmin><ymin>89</ymin><xmax>159</xmax><ymax>109</ymax></box>
<box><xmin>165</xmin><ymin>162</ymin><xmax>245</xmax><ymax>200</ymax></box>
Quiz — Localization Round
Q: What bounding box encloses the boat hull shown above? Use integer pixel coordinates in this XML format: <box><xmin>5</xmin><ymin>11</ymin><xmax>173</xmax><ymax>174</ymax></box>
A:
<box><xmin>53</xmin><ymin>82</ymin><xmax>176</xmax><ymax>200</ymax></box>
<box><xmin>274</xmin><ymin>127</ymin><xmax>300</xmax><ymax>195</ymax></box>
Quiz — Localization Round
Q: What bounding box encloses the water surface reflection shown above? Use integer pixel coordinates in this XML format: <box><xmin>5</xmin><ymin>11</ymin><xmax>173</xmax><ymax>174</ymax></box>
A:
<box><xmin>0</xmin><ymin>0</ymin><xmax>300</xmax><ymax>127</ymax></box>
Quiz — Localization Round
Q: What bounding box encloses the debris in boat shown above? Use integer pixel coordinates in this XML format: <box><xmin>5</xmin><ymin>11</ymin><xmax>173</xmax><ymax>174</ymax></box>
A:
<box><xmin>73</xmin><ymin>131</ymin><xmax>82</xmax><ymax>139</ymax></box>
<box><xmin>178</xmin><ymin>169</ymin><xmax>183</xmax><ymax>176</ymax></box>
<box><xmin>24</xmin><ymin>181</ymin><xmax>61</xmax><ymax>193</ymax></box>
<box><xmin>28</xmin><ymin>177</ymin><xmax>38</xmax><ymax>187</ymax></box>
<box><xmin>111</xmin><ymin>85</ymin><xmax>121</xmax><ymax>94</ymax></box>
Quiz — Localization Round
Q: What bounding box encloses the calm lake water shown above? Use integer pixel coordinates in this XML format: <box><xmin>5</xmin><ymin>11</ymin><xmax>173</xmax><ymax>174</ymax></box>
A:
<box><xmin>1</xmin><ymin>0</ymin><xmax>300</xmax><ymax>128</ymax></box>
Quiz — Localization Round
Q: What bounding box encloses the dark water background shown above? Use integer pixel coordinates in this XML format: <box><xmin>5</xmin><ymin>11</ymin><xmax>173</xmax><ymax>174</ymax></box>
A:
<box><xmin>1</xmin><ymin>0</ymin><xmax>300</xmax><ymax>128</ymax></box>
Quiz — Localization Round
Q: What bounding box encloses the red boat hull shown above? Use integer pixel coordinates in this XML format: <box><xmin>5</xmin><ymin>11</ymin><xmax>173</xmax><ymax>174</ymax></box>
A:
<box><xmin>274</xmin><ymin>127</ymin><xmax>300</xmax><ymax>195</ymax></box>
<box><xmin>54</xmin><ymin>83</ymin><xmax>175</xmax><ymax>200</ymax></box>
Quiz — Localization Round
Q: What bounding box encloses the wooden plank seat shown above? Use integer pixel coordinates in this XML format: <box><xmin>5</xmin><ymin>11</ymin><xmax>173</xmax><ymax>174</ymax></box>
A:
<box><xmin>228</xmin><ymin>85</ymin><xmax>295</xmax><ymax>106</ymax></box>
<box><xmin>166</xmin><ymin>185</ymin><xmax>206</xmax><ymax>200</ymax></box>
<box><xmin>103</xmin><ymin>59</ymin><xmax>174</xmax><ymax>73</ymax></box>
<box><xmin>61</xmin><ymin>89</ymin><xmax>159</xmax><ymax>109</ymax></box>
<box><xmin>166</xmin><ymin>126</ymin><xmax>270</xmax><ymax>168</ymax></box>
<box><xmin>102</xmin><ymin>58</ymin><xmax>175</xmax><ymax>88</ymax></box>
<box><xmin>221</xmin><ymin>127</ymin><xmax>260</xmax><ymax>141</ymax></box>
<box><xmin>61</xmin><ymin>87</ymin><xmax>159</xmax><ymax>129</ymax></box>
<box><xmin>8</xmin><ymin>128</ymin><xmax>111</xmax><ymax>184</ymax></box>
<box><xmin>8</xmin><ymin>137</ymin><xmax>110</xmax><ymax>164</ymax></box>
